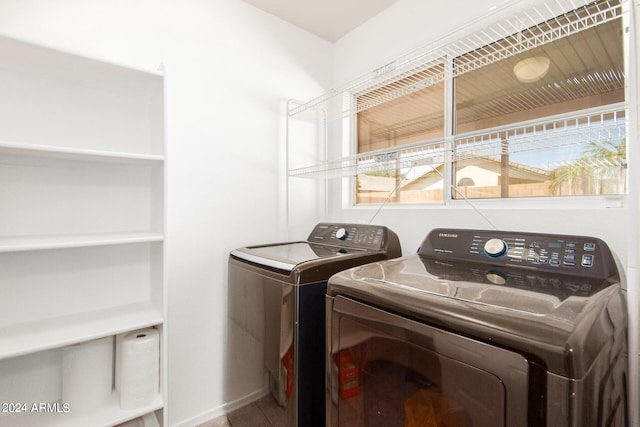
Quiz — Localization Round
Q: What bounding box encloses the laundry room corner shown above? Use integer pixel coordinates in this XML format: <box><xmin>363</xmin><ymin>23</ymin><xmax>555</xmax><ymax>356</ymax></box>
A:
<box><xmin>0</xmin><ymin>0</ymin><xmax>333</xmax><ymax>426</ymax></box>
<box><xmin>1</xmin><ymin>0</ymin><xmax>639</xmax><ymax>426</ymax></box>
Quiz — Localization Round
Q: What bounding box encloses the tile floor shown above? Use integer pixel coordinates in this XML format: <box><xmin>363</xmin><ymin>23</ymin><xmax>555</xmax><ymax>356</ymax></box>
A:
<box><xmin>196</xmin><ymin>394</ymin><xmax>288</xmax><ymax>427</ymax></box>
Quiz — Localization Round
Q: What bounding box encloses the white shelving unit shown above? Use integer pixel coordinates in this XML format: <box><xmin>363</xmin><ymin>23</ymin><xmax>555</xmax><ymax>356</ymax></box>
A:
<box><xmin>0</xmin><ymin>36</ymin><xmax>166</xmax><ymax>426</ymax></box>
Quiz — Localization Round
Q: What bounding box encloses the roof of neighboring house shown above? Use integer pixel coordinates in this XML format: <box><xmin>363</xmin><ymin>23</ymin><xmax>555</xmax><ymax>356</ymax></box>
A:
<box><xmin>358</xmin><ymin>157</ymin><xmax>551</xmax><ymax>192</ymax></box>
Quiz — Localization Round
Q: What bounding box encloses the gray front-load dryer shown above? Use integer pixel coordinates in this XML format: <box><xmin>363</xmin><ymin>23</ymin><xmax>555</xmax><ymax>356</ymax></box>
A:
<box><xmin>326</xmin><ymin>228</ymin><xmax>627</xmax><ymax>427</ymax></box>
<box><xmin>228</xmin><ymin>223</ymin><xmax>401</xmax><ymax>427</ymax></box>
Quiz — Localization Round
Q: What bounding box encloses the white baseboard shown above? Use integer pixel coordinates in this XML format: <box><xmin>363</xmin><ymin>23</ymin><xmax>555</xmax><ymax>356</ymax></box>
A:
<box><xmin>170</xmin><ymin>387</ymin><xmax>270</xmax><ymax>427</ymax></box>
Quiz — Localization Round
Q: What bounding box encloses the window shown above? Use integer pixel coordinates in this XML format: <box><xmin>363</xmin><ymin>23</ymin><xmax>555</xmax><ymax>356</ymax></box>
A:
<box><xmin>354</xmin><ymin>0</ymin><xmax>626</xmax><ymax>204</ymax></box>
<box><xmin>356</xmin><ymin>63</ymin><xmax>446</xmax><ymax>204</ymax></box>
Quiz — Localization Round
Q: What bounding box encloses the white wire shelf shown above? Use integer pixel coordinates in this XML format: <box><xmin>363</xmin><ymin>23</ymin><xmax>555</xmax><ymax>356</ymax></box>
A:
<box><xmin>288</xmin><ymin>0</ymin><xmax>625</xmax><ymax>120</ymax></box>
<box><xmin>288</xmin><ymin>105</ymin><xmax>627</xmax><ymax>179</ymax></box>
<box><xmin>454</xmin><ymin>105</ymin><xmax>627</xmax><ymax>162</ymax></box>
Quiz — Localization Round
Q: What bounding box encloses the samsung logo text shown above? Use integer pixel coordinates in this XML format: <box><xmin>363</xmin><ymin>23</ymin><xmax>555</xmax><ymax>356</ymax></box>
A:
<box><xmin>439</xmin><ymin>233</ymin><xmax>458</xmax><ymax>238</ymax></box>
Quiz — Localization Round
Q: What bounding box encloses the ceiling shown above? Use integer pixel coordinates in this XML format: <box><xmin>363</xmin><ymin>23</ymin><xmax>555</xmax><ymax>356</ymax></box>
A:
<box><xmin>241</xmin><ymin>0</ymin><xmax>399</xmax><ymax>42</ymax></box>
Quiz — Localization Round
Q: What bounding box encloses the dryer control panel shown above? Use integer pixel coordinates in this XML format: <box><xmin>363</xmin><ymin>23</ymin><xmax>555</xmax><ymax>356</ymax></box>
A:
<box><xmin>419</xmin><ymin>228</ymin><xmax>618</xmax><ymax>280</ymax></box>
<box><xmin>308</xmin><ymin>223</ymin><xmax>396</xmax><ymax>251</ymax></box>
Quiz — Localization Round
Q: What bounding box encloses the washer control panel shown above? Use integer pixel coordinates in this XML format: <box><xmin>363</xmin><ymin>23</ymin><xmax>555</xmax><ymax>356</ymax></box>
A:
<box><xmin>419</xmin><ymin>228</ymin><xmax>618</xmax><ymax>279</ymax></box>
<box><xmin>308</xmin><ymin>223</ymin><xmax>389</xmax><ymax>250</ymax></box>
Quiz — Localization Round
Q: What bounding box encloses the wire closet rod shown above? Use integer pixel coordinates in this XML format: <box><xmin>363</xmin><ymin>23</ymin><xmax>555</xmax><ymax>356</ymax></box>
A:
<box><xmin>289</xmin><ymin>0</ymin><xmax>625</xmax><ymax>119</ymax></box>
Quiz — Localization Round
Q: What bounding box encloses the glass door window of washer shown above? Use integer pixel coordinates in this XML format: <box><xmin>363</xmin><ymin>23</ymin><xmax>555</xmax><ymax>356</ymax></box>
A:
<box><xmin>328</xmin><ymin>297</ymin><xmax>529</xmax><ymax>426</ymax></box>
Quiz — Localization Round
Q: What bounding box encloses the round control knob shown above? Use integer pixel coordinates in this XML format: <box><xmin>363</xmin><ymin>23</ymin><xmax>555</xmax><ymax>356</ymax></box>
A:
<box><xmin>335</xmin><ymin>228</ymin><xmax>349</xmax><ymax>241</ymax></box>
<box><xmin>485</xmin><ymin>271</ymin><xmax>506</xmax><ymax>285</ymax></box>
<box><xmin>484</xmin><ymin>238</ymin><xmax>507</xmax><ymax>258</ymax></box>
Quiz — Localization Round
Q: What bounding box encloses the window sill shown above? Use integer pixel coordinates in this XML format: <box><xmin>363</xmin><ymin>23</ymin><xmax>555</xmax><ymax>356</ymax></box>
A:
<box><xmin>347</xmin><ymin>194</ymin><xmax>627</xmax><ymax>211</ymax></box>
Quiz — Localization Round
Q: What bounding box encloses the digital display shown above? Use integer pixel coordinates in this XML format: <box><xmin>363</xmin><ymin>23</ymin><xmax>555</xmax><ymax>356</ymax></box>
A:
<box><xmin>548</xmin><ymin>242</ymin><xmax>562</xmax><ymax>249</ymax></box>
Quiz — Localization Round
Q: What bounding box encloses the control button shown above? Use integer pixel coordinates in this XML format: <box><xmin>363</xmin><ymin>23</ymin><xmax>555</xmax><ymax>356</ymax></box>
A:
<box><xmin>527</xmin><ymin>250</ymin><xmax>540</xmax><ymax>263</ymax></box>
<box><xmin>335</xmin><ymin>228</ymin><xmax>348</xmax><ymax>241</ymax></box>
<box><xmin>582</xmin><ymin>254</ymin><xmax>594</xmax><ymax>267</ymax></box>
<box><xmin>549</xmin><ymin>259</ymin><xmax>561</xmax><ymax>267</ymax></box>
<box><xmin>484</xmin><ymin>238</ymin><xmax>507</xmax><ymax>258</ymax></box>
<box><xmin>584</xmin><ymin>242</ymin><xmax>596</xmax><ymax>251</ymax></box>
<box><xmin>486</xmin><ymin>271</ymin><xmax>506</xmax><ymax>285</ymax></box>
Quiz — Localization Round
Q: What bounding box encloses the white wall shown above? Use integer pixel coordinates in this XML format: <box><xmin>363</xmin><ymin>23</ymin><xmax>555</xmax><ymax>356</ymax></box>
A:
<box><xmin>333</xmin><ymin>0</ymin><xmax>504</xmax><ymax>84</ymax></box>
<box><xmin>0</xmin><ymin>1</ymin><xmax>332</xmax><ymax>425</ymax></box>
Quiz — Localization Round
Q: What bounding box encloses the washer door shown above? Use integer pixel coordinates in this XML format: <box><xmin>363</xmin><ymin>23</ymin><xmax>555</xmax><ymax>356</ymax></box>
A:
<box><xmin>327</xmin><ymin>295</ymin><xmax>529</xmax><ymax>427</ymax></box>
